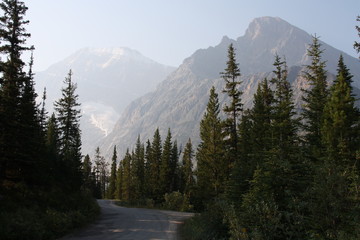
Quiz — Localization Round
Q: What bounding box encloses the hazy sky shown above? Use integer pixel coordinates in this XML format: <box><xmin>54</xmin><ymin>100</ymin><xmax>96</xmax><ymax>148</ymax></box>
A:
<box><xmin>24</xmin><ymin>0</ymin><xmax>360</xmax><ymax>72</ymax></box>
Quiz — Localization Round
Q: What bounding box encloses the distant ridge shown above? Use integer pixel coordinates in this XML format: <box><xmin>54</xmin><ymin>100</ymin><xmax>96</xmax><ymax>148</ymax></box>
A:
<box><xmin>99</xmin><ymin>16</ymin><xmax>360</xmax><ymax>158</ymax></box>
<box><xmin>35</xmin><ymin>47</ymin><xmax>175</xmax><ymax>155</ymax></box>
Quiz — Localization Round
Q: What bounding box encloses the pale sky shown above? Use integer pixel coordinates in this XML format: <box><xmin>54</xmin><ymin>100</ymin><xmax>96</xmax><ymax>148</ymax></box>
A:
<box><xmin>24</xmin><ymin>0</ymin><xmax>360</xmax><ymax>72</ymax></box>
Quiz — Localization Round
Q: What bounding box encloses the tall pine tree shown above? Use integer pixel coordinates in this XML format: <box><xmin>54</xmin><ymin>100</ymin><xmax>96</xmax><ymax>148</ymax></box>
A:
<box><xmin>221</xmin><ymin>43</ymin><xmax>242</xmax><ymax>171</ymax></box>
<box><xmin>182</xmin><ymin>138</ymin><xmax>194</xmax><ymax>199</ymax></box>
<box><xmin>54</xmin><ymin>70</ymin><xmax>82</xmax><ymax>191</ymax></box>
<box><xmin>0</xmin><ymin>0</ymin><xmax>36</xmax><ymax>187</ymax></box>
<box><xmin>196</xmin><ymin>87</ymin><xmax>226</xmax><ymax>204</ymax></box>
<box><xmin>308</xmin><ymin>55</ymin><xmax>360</xmax><ymax>239</ymax></box>
<box><xmin>160</xmin><ymin>129</ymin><xmax>172</xmax><ymax>196</ymax></box>
<box><xmin>301</xmin><ymin>35</ymin><xmax>328</xmax><ymax>160</ymax></box>
<box><xmin>149</xmin><ymin>128</ymin><xmax>162</xmax><ymax>201</ymax></box>
<box><xmin>131</xmin><ymin>136</ymin><xmax>145</xmax><ymax>201</ymax></box>
<box><xmin>107</xmin><ymin>146</ymin><xmax>118</xmax><ymax>199</ymax></box>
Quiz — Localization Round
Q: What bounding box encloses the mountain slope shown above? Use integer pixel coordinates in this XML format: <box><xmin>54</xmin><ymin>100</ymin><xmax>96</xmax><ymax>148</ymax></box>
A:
<box><xmin>100</xmin><ymin>17</ymin><xmax>360</xmax><ymax>157</ymax></box>
<box><xmin>35</xmin><ymin>47</ymin><xmax>175</xmax><ymax>155</ymax></box>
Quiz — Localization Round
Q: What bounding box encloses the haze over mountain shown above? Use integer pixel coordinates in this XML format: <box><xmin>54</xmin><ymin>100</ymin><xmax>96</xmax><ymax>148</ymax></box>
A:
<box><xmin>99</xmin><ymin>16</ymin><xmax>360</xmax><ymax>158</ymax></box>
<box><xmin>35</xmin><ymin>47</ymin><xmax>175</xmax><ymax>155</ymax></box>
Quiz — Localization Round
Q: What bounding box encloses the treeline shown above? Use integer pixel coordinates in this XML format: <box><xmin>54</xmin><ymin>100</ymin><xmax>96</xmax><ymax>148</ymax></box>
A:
<box><xmin>99</xmin><ymin>36</ymin><xmax>360</xmax><ymax>239</ymax></box>
<box><xmin>85</xmin><ymin>130</ymin><xmax>195</xmax><ymax>211</ymax></box>
<box><xmin>181</xmin><ymin>37</ymin><xmax>360</xmax><ymax>239</ymax></box>
<box><xmin>0</xmin><ymin>1</ymin><xmax>98</xmax><ymax>239</ymax></box>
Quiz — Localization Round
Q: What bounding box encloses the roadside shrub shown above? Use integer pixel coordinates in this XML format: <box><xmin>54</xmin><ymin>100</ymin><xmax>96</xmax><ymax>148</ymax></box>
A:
<box><xmin>0</xmin><ymin>189</ymin><xmax>99</xmax><ymax>240</ymax></box>
<box><xmin>180</xmin><ymin>200</ymin><xmax>230</xmax><ymax>240</ymax></box>
<box><xmin>163</xmin><ymin>191</ymin><xmax>193</xmax><ymax>212</ymax></box>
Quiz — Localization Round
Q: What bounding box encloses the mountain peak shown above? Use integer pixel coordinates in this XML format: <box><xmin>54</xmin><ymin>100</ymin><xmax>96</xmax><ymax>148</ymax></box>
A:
<box><xmin>83</xmin><ymin>47</ymin><xmax>142</xmax><ymax>57</ymax></box>
<box><xmin>244</xmin><ymin>16</ymin><xmax>294</xmax><ymax>40</ymax></box>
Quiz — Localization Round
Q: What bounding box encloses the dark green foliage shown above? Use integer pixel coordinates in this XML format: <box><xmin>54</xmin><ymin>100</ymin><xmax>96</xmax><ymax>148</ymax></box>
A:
<box><xmin>271</xmin><ymin>55</ymin><xmax>300</xmax><ymax>159</ymax></box>
<box><xmin>355</xmin><ymin>16</ymin><xmax>360</xmax><ymax>56</ymax></box>
<box><xmin>163</xmin><ymin>191</ymin><xmax>192</xmax><ymax>212</ymax></box>
<box><xmin>143</xmin><ymin>139</ymin><xmax>152</xmax><ymax>198</ymax></box>
<box><xmin>106</xmin><ymin>146</ymin><xmax>117</xmax><ymax>199</ymax></box>
<box><xmin>307</xmin><ymin>56</ymin><xmax>360</xmax><ymax>239</ymax></box>
<box><xmin>196</xmin><ymin>87</ymin><xmax>226</xmax><ymax>205</ymax></box>
<box><xmin>54</xmin><ymin>70</ymin><xmax>83</xmax><ymax>191</ymax></box>
<box><xmin>115</xmin><ymin>158</ymin><xmax>124</xmax><ymax>200</ymax></box>
<box><xmin>93</xmin><ymin>147</ymin><xmax>108</xmax><ymax>198</ymax></box>
<box><xmin>0</xmin><ymin>0</ymin><xmax>36</xmax><ymax>187</ymax></box>
<box><xmin>82</xmin><ymin>154</ymin><xmax>96</xmax><ymax>195</ymax></box>
<box><xmin>322</xmin><ymin>55</ymin><xmax>360</xmax><ymax>161</ymax></box>
<box><xmin>149</xmin><ymin>128</ymin><xmax>162</xmax><ymax>201</ymax></box>
<box><xmin>170</xmin><ymin>140</ymin><xmax>180</xmax><ymax>192</ymax></box>
<box><xmin>121</xmin><ymin>149</ymin><xmax>132</xmax><ymax>202</ymax></box>
<box><xmin>180</xmin><ymin>200</ymin><xmax>230</xmax><ymax>240</ymax></box>
<box><xmin>301</xmin><ymin>35</ymin><xmax>329</xmax><ymax>160</ymax></box>
<box><xmin>221</xmin><ymin>43</ymin><xmax>242</xmax><ymax>169</ymax></box>
<box><xmin>0</xmin><ymin>2</ymin><xmax>99</xmax><ymax>239</ymax></box>
<box><xmin>160</xmin><ymin>129</ymin><xmax>172</xmax><ymax>195</ymax></box>
<box><xmin>227</xmin><ymin>110</ymin><xmax>253</xmax><ymax>204</ymax></box>
<box><xmin>131</xmin><ymin>136</ymin><xmax>145</xmax><ymax>201</ymax></box>
<box><xmin>250</xmin><ymin>78</ymin><xmax>274</xmax><ymax>165</ymax></box>
<box><xmin>0</xmin><ymin>189</ymin><xmax>99</xmax><ymax>240</ymax></box>
<box><xmin>181</xmin><ymin>138</ymin><xmax>195</xmax><ymax>199</ymax></box>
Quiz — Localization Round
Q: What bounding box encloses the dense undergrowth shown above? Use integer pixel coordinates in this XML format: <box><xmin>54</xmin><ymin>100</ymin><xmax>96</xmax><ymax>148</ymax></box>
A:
<box><xmin>114</xmin><ymin>191</ymin><xmax>194</xmax><ymax>212</ymax></box>
<box><xmin>0</xmin><ymin>186</ymin><xmax>99</xmax><ymax>240</ymax></box>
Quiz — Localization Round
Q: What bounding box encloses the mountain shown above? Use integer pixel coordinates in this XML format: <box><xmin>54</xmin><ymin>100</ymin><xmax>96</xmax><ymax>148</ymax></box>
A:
<box><xmin>35</xmin><ymin>47</ymin><xmax>175</xmax><ymax>155</ymax></box>
<box><xmin>100</xmin><ymin>16</ymin><xmax>360</xmax><ymax>158</ymax></box>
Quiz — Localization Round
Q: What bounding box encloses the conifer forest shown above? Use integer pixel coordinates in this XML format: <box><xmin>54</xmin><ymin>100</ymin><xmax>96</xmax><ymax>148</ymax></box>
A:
<box><xmin>1</xmin><ymin>1</ymin><xmax>360</xmax><ymax>239</ymax></box>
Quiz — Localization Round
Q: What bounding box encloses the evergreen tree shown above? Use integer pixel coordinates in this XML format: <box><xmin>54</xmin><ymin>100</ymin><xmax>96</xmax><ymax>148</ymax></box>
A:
<box><xmin>271</xmin><ymin>55</ymin><xmax>299</xmax><ymax>158</ymax></box>
<box><xmin>160</xmin><ymin>129</ymin><xmax>172</xmax><ymax>195</ymax></box>
<box><xmin>107</xmin><ymin>146</ymin><xmax>117</xmax><ymax>199</ymax></box>
<box><xmin>18</xmin><ymin>53</ymin><xmax>44</xmax><ymax>184</ymax></box>
<box><xmin>354</xmin><ymin>15</ymin><xmax>360</xmax><ymax>56</ymax></box>
<box><xmin>182</xmin><ymin>138</ymin><xmax>194</xmax><ymax>199</ymax></box>
<box><xmin>121</xmin><ymin>149</ymin><xmax>132</xmax><ymax>202</ymax></box>
<box><xmin>149</xmin><ymin>128</ymin><xmax>162</xmax><ymax>201</ymax></box>
<box><xmin>115</xmin><ymin>160</ymin><xmax>124</xmax><ymax>200</ymax></box>
<box><xmin>45</xmin><ymin>113</ymin><xmax>60</xmax><ymax>162</ymax></box>
<box><xmin>241</xmin><ymin>56</ymin><xmax>307</xmax><ymax>239</ymax></box>
<box><xmin>322</xmin><ymin>55</ymin><xmax>360</xmax><ymax>161</ymax></box>
<box><xmin>0</xmin><ymin>0</ymin><xmax>35</xmax><ymax>186</ymax></box>
<box><xmin>93</xmin><ymin>147</ymin><xmax>108</xmax><ymax>198</ymax></box>
<box><xmin>227</xmin><ymin>109</ymin><xmax>253</xmax><ymax>203</ymax></box>
<box><xmin>144</xmin><ymin>139</ymin><xmax>152</xmax><ymax>199</ymax></box>
<box><xmin>170</xmin><ymin>140</ymin><xmax>180</xmax><ymax>192</ymax></box>
<box><xmin>45</xmin><ymin>113</ymin><xmax>60</xmax><ymax>185</ymax></box>
<box><xmin>250</xmin><ymin>78</ymin><xmax>274</xmax><ymax>166</ymax></box>
<box><xmin>82</xmin><ymin>154</ymin><xmax>94</xmax><ymax>193</ymax></box>
<box><xmin>301</xmin><ymin>35</ymin><xmax>328</xmax><ymax>160</ymax></box>
<box><xmin>39</xmin><ymin>87</ymin><xmax>48</xmax><ymax>131</ymax></box>
<box><xmin>196</xmin><ymin>87</ymin><xmax>226</xmax><ymax>204</ymax></box>
<box><xmin>54</xmin><ymin>70</ymin><xmax>82</xmax><ymax>191</ymax></box>
<box><xmin>308</xmin><ymin>55</ymin><xmax>360</xmax><ymax>239</ymax></box>
<box><xmin>131</xmin><ymin>136</ymin><xmax>145</xmax><ymax>200</ymax></box>
<box><xmin>221</xmin><ymin>43</ymin><xmax>242</xmax><ymax>170</ymax></box>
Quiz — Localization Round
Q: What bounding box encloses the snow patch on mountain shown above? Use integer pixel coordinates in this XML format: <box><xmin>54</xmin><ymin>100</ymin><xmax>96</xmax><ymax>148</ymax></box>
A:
<box><xmin>82</xmin><ymin>102</ymin><xmax>120</xmax><ymax>137</ymax></box>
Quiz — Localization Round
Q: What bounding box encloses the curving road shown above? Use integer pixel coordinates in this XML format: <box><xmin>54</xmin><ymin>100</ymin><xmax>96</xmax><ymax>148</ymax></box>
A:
<box><xmin>60</xmin><ymin>200</ymin><xmax>194</xmax><ymax>240</ymax></box>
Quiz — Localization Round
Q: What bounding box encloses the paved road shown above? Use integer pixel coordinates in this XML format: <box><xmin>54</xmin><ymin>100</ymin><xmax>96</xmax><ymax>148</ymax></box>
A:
<box><xmin>60</xmin><ymin>200</ymin><xmax>194</xmax><ymax>240</ymax></box>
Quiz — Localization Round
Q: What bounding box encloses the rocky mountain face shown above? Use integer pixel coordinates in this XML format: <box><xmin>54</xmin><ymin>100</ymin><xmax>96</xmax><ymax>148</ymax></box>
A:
<box><xmin>100</xmin><ymin>16</ymin><xmax>360</xmax><ymax>158</ymax></box>
<box><xmin>35</xmin><ymin>47</ymin><xmax>175</xmax><ymax>155</ymax></box>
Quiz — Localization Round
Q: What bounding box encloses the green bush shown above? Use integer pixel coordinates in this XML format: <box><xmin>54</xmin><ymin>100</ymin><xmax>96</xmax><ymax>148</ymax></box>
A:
<box><xmin>180</xmin><ymin>201</ymin><xmax>230</xmax><ymax>240</ymax></box>
<box><xmin>0</xmin><ymin>189</ymin><xmax>99</xmax><ymax>240</ymax></box>
<box><xmin>163</xmin><ymin>191</ymin><xmax>193</xmax><ymax>212</ymax></box>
